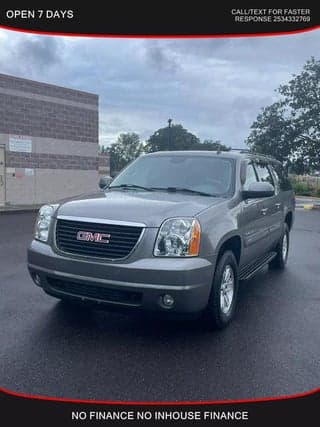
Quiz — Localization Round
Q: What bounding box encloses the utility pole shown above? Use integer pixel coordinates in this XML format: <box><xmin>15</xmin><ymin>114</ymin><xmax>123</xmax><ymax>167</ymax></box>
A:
<box><xmin>167</xmin><ymin>118</ymin><xmax>172</xmax><ymax>151</ymax></box>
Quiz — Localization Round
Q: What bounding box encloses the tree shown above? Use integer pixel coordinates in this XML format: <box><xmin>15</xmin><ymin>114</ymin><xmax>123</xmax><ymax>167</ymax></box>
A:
<box><xmin>246</xmin><ymin>57</ymin><xmax>320</xmax><ymax>173</ymax></box>
<box><xmin>108</xmin><ymin>133</ymin><xmax>144</xmax><ymax>175</ymax></box>
<box><xmin>145</xmin><ymin>124</ymin><xmax>200</xmax><ymax>152</ymax></box>
<box><xmin>145</xmin><ymin>124</ymin><xmax>229</xmax><ymax>153</ymax></box>
<box><xmin>246</xmin><ymin>101</ymin><xmax>296</xmax><ymax>164</ymax></box>
<box><xmin>279</xmin><ymin>57</ymin><xmax>320</xmax><ymax>172</ymax></box>
<box><xmin>199</xmin><ymin>139</ymin><xmax>230</xmax><ymax>151</ymax></box>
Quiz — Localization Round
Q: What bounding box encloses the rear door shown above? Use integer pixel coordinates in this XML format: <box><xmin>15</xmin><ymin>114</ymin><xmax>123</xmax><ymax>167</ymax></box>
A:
<box><xmin>0</xmin><ymin>146</ymin><xmax>5</xmax><ymax>206</ymax></box>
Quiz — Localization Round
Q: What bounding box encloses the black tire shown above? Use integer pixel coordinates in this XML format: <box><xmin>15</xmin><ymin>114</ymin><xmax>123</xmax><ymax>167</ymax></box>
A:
<box><xmin>203</xmin><ymin>250</ymin><xmax>239</xmax><ymax>330</ymax></box>
<box><xmin>270</xmin><ymin>224</ymin><xmax>289</xmax><ymax>270</ymax></box>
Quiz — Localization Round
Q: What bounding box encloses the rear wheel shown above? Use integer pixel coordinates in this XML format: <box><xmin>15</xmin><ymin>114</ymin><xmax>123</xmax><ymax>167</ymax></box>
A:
<box><xmin>203</xmin><ymin>250</ymin><xmax>239</xmax><ymax>330</ymax></box>
<box><xmin>270</xmin><ymin>224</ymin><xmax>289</xmax><ymax>269</ymax></box>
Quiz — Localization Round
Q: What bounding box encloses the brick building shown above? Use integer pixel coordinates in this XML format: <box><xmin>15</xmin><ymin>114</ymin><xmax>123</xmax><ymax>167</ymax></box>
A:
<box><xmin>0</xmin><ymin>73</ymin><xmax>109</xmax><ymax>207</ymax></box>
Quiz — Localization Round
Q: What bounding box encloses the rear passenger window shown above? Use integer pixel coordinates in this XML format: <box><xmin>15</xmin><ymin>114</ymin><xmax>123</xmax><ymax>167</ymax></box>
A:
<box><xmin>254</xmin><ymin>163</ymin><xmax>274</xmax><ymax>186</ymax></box>
<box><xmin>244</xmin><ymin>163</ymin><xmax>258</xmax><ymax>190</ymax></box>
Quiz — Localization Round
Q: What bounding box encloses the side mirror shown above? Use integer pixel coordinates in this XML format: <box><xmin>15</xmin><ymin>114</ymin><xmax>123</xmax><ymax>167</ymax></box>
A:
<box><xmin>99</xmin><ymin>176</ymin><xmax>112</xmax><ymax>190</ymax></box>
<box><xmin>242</xmin><ymin>182</ymin><xmax>274</xmax><ymax>199</ymax></box>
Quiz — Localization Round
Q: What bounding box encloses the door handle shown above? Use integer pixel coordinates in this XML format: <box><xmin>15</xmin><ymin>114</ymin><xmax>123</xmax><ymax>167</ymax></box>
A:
<box><xmin>275</xmin><ymin>203</ymin><xmax>281</xmax><ymax>209</ymax></box>
<box><xmin>261</xmin><ymin>208</ymin><xmax>268</xmax><ymax>216</ymax></box>
<box><xmin>0</xmin><ymin>175</ymin><xmax>3</xmax><ymax>186</ymax></box>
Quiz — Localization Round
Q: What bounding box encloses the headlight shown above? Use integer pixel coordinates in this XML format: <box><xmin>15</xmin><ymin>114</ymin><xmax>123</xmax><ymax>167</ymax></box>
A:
<box><xmin>34</xmin><ymin>204</ymin><xmax>58</xmax><ymax>242</ymax></box>
<box><xmin>154</xmin><ymin>218</ymin><xmax>201</xmax><ymax>257</ymax></box>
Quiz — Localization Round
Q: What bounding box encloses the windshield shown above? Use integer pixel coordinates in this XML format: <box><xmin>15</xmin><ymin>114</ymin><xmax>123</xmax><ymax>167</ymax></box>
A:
<box><xmin>110</xmin><ymin>154</ymin><xmax>235</xmax><ymax>197</ymax></box>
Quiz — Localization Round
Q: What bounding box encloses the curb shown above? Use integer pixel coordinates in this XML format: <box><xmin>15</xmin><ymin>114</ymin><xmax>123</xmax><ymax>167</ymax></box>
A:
<box><xmin>296</xmin><ymin>204</ymin><xmax>320</xmax><ymax>210</ymax></box>
<box><xmin>0</xmin><ymin>207</ymin><xmax>40</xmax><ymax>215</ymax></box>
<box><xmin>295</xmin><ymin>195</ymin><xmax>320</xmax><ymax>201</ymax></box>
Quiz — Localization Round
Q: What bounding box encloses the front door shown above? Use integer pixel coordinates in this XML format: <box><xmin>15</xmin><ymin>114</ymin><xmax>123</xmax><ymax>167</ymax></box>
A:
<box><xmin>0</xmin><ymin>146</ymin><xmax>5</xmax><ymax>206</ymax></box>
<box><xmin>254</xmin><ymin>162</ymin><xmax>283</xmax><ymax>251</ymax></box>
<box><xmin>239</xmin><ymin>162</ymin><xmax>270</xmax><ymax>266</ymax></box>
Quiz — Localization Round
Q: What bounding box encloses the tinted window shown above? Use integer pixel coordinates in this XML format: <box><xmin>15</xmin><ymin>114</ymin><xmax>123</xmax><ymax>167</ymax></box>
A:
<box><xmin>269</xmin><ymin>164</ymin><xmax>280</xmax><ymax>193</ymax></box>
<box><xmin>244</xmin><ymin>163</ymin><xmax>258</xmax><ymax>190</ymax></box>
<box><xmin>255</xmin><ymin>163</ymin><xmax>274</xmax><ymax>185</ymax></box>
<box><xmin>110</xmin><ymin>155</ymin><xmax>235</xmax><ymax>196</ymax></box>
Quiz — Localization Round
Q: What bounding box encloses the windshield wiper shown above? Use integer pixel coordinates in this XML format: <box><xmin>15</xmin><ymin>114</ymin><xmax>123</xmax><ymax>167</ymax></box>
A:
<box><xmin>150</xmin><ymin>187</ymin><xmax>215</xmax><ymax>197</ymax></box>
<box><xmin>109</xmin><ymin>184</ymin><xmax>154</xmax><ymax>192</ymax></box>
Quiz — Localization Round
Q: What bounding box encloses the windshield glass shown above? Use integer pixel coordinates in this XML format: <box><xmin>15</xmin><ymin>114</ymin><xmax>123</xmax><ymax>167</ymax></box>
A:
<box><xmin>110</xmin><ymin>154</ymin><xmax>235</xmax><ymax>197</ymax></box>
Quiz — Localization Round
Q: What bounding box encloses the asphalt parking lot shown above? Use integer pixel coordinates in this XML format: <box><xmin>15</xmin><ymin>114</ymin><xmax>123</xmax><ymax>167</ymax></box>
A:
<box><xmin>0</xmin><ymin>209</ymin><xmax>319</xmax><ymax>402</ymax></box>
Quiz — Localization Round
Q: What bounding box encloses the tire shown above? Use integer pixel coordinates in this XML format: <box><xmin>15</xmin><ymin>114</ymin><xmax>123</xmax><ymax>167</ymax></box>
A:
<box><xmin>270</xmin><ymin>224</ymin><xmax>289</xmax><ymax>270</ymax></box>
<box><xmin>203</xmin><ymin>250</ymin><xmax>239</xmax><ymax>330</ymax></box>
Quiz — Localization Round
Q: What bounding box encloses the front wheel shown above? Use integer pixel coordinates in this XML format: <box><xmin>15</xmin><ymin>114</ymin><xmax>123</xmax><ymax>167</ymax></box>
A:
<box><xmin>270</xmin><ymin>224</ymin><xmax>289</xmax><ymax>270</ymax></box>
<box><xmin>203</xmin><ymin>250</ymin><xmax>239</xmax><ymax>330</ymax></box>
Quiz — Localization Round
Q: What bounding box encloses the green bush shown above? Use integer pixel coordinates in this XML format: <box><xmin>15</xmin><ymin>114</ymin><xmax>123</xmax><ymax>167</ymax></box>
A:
<box><xmin>289</xmin><ymin>176</ymin><xmax>298</xmax><ymax>185</ymax></box>
<box><xmin>290</xmin><ymin>176</ymin><xmax>320</xmax><ymax>197</ymax></box>
<box><xmin>292</xmin><ymin>181</ymin><xmax>314</xmax><ymax>196</ymax></box>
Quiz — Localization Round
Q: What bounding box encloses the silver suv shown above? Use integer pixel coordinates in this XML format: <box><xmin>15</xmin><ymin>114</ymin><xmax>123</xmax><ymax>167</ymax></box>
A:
<box><xmin>28</xmin><ymin>150</ymin><xmax>295</xmax><ymax>329</ymax></box>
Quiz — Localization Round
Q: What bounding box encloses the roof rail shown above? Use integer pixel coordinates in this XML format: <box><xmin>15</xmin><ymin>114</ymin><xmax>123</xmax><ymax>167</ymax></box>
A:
<box><xmin>229</xmin><ymin>148</ymin><xmax>251</xmax><ymax>153</ymax></box>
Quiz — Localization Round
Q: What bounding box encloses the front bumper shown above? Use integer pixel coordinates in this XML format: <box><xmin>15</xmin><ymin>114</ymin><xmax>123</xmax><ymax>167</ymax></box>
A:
<box><xmin>28</xmin><ymin>240</ymin><xmax>216</xmax><ymax>314</ymax></box>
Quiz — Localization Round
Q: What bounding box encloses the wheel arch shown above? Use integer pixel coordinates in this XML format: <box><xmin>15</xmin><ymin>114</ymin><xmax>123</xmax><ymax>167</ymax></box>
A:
<box><xmin>215</xmin><ymin>233</ymin><xmax>242</xmax><ymax>265</ymax></box>
<box><xmin>285</xmin><ymin>211</ymin><xmax>293</xmax><ymax>231</ymax></box>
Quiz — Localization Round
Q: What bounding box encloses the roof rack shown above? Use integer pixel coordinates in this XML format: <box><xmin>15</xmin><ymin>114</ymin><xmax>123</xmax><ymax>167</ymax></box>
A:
<box><xmin>225</xmin><ymin>148</ymin><xmax>281</xmax><ymax>164</ymax></box>
<box><xmin>229</xmin><ymin>148</ymin><xmax>251</xmax><ymax>153</ymax></box>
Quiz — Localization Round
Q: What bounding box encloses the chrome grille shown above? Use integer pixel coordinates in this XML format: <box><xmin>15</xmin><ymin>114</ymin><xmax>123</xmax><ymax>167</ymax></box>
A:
<box><xmin>55</xmin><ymin>218</ymin><xmax>143</xmax><ymax>259</ymax></box>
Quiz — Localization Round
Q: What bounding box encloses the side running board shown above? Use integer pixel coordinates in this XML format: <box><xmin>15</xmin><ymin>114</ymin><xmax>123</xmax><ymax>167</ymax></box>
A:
<box><xmin>239</xmin><ymin>252</ymin><xmax>277</xmax><ymax>281</ymax></box>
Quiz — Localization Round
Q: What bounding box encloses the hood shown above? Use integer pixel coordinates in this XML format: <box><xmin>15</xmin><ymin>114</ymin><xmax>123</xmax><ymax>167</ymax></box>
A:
<box><xmin>55</xmin><ymin>190</ymin><xmax>225</xmax><ymax>227</ymax></box>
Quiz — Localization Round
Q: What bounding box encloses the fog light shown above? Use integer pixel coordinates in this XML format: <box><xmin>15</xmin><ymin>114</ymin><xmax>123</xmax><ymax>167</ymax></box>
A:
<box><xmin>162</xmin><ymin>294</ymin><xmax>175</xmax><ymax>308</ymax></box>
<box><xmin>33</xmin><ymin>274</ymin><xmax>41</xmax><ymax>286</ymax></box>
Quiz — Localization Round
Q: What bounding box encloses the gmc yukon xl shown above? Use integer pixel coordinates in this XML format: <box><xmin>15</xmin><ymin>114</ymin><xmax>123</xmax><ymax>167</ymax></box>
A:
<box><xmin>28</xmin><ymin>150</ymin><xmax>295</xmax><ymax>329</ymax></box>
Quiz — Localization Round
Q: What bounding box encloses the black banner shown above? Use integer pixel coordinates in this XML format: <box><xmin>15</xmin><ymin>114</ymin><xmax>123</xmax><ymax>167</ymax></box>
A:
<box><xmin>0</xmin><ymin>5</ymin><xmax>318</xmax><ymax>36</ymax></box>
<box><xmin>0</xmin><ymin>387</ymin><xmax>319</xmax><ymax>426</ymax></box>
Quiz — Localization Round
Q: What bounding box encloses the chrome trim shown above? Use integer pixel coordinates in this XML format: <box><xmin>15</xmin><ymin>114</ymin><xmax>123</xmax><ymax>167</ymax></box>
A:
<box><xmin>53</xmin><ymin>217</ymin><xmax>145</xmax><ymax>262</ymax></box>
<box><xmin>28</xmin><ymin>263</ymin><xmax>205</xmax><ymax>291</ymax></box>
<box><xmin>56</xmin><ymin>215</ymin><xmax>146</xmax><ymax>228</ymax></box>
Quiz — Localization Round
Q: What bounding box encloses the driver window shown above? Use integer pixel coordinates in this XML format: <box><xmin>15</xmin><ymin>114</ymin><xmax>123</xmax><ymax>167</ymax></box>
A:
<box><xmin>244</xmin><ymin>163</ymin><xmax>258</xmax><ymax>190</ymax></box>
<box><xmin>255</xmin><ymin>163</ymin><xmax>274</xmax><ymax>186</ymax></box>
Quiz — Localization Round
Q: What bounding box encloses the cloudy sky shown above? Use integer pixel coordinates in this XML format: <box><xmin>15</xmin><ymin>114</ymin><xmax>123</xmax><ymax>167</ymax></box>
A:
<box><xmin>0</xmin><ymin>28</ymin><xmax>319</xmax><ymax>147</ymax></box>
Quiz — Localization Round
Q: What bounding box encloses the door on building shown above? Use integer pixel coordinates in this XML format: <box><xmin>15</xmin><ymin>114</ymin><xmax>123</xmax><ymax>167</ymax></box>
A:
<box><xmin>0</xmin><ymin>146</ymin><xmax>5</xmax><ymax>206</ymax></box>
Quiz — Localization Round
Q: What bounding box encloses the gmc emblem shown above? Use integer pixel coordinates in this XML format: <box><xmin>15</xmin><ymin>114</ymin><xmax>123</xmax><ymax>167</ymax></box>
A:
<box><xmin>76</xmin><ymin>231</ymin><xmax>110</xmax><ymax>243</ymax></box>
